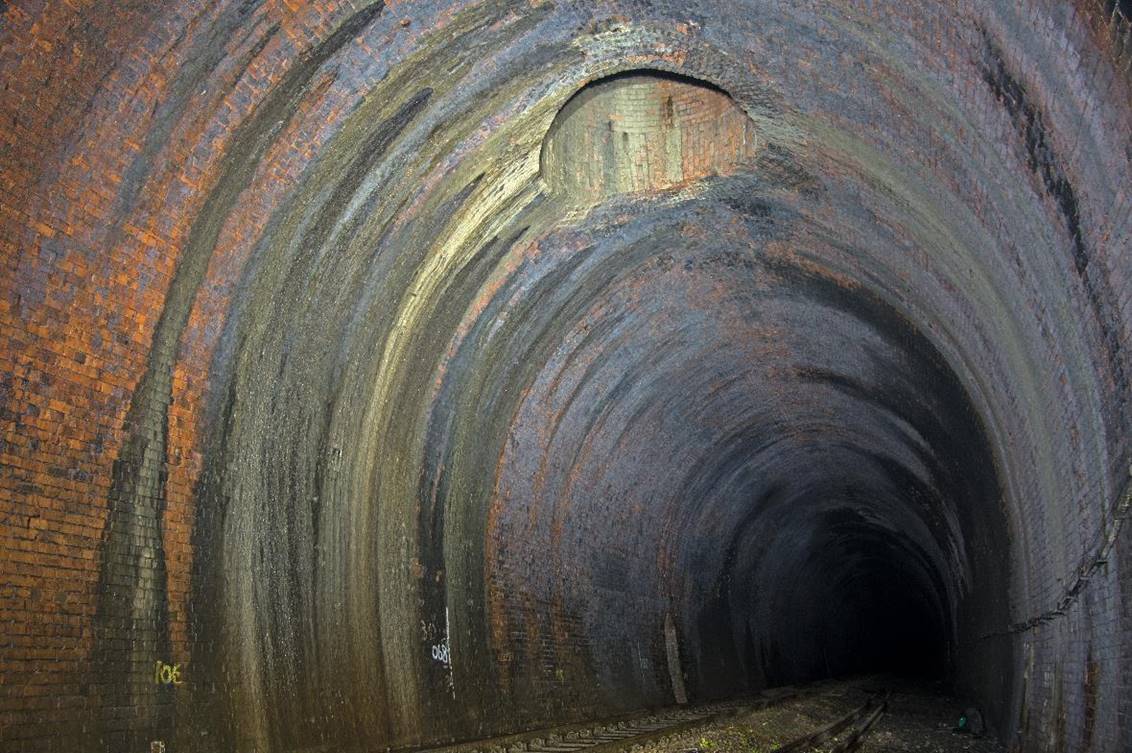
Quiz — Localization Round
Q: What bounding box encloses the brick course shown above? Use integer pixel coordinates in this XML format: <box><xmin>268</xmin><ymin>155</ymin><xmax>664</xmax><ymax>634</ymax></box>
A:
<box><xmin>0</xmin><ymin>1</ymin><xmax>1129</xmax><ymax>751</ymax></box>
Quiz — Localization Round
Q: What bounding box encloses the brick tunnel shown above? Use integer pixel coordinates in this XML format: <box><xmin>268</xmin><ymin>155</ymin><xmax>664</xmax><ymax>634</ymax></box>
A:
<box><xmin>1</xmin><ymin>1</ymin><xmax>1131</xmax><ymax>752</ymax></box>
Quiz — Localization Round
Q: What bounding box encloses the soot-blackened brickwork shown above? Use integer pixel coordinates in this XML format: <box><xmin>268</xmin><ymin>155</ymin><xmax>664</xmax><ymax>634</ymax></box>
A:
<box><xmin>1</xmin><ymin>1</ymin><xmax>1130</xmax><ymax>752</ymax></box>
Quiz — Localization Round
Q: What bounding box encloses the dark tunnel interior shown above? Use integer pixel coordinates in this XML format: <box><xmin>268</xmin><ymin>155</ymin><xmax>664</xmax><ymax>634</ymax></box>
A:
<box><xmin>1</xmin><ymin>2</ymin><xmax>1130</xmax><ymax>752</ymax></box>
<box><xmin>185</xmin><ymin>62</ymin><xmax>1025</xmax><ymax>744</ymax></box>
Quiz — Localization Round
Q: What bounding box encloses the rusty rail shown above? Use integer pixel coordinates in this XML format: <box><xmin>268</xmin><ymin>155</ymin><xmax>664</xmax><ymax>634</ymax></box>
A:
<box><xmin>771</xmin><ymin>692</ymin><xmax>889</xmax><ymax>753</ymax></box>
<box><xmin>407</xmin><ymin>686</ymin><xmax>812</xmax><ymax>753</ymax></box>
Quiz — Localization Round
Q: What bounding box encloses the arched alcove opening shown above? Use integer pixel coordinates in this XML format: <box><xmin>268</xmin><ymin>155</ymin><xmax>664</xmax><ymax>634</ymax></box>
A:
<box><xmin>541</xmin><ymin>70</ymin><xmax>760</xmax><ymax>200</ymax></box>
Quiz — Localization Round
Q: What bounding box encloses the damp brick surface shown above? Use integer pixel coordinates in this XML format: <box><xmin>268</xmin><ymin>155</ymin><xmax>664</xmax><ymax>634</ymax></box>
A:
<box><xmin>0</xmin><ymin>1</ymin><xmax>1130</xmax><ymax>752</ymax></box>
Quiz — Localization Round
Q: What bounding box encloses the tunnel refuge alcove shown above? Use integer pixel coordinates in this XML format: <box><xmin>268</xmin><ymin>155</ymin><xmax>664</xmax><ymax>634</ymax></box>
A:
<box><xmin>541</xmin><ymin>71</ymin><xmax>761</xmax><ymax>200</ymax></box>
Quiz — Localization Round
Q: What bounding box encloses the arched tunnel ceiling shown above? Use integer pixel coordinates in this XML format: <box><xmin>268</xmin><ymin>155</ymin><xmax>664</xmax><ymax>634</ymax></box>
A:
<box><xmin>0</xmin><ymin>1</ymin><xmax>1130</xmax><ymax>752</ymax></box>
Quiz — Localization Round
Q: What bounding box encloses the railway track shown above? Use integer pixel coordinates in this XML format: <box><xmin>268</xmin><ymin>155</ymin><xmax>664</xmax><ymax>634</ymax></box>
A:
<box><xmin>476</xmin><ymin>692</ymin><xmax>794</xmax><ymax>753</ymax></box>
<box><xmin>415</xmin><ymin>681</ymin><xmax>887</xmax><ymax>753</ymax></box>
<box><xmin>772</xmin><ymin>691</ymin><xmax>888</xmax><ymax>753</ymax></box>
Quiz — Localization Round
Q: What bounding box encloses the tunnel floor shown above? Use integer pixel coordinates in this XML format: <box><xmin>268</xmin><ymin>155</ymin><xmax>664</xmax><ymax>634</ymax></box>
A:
<box><xmin>637</xmin><ymin>679</ymin><xmax>1006</xmax><ymax>753</ymax></box>
<box><xmin>421</xmin><ymin>678</ymin><xmax>1005</xmax><ymax>753</ymax></box>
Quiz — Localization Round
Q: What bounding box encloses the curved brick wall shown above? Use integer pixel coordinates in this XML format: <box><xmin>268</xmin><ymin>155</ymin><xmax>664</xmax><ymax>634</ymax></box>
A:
<box><xmin>0</xmin><ymin>1</ymin><xmax>1129</xmax><ymax>752</ymax></box>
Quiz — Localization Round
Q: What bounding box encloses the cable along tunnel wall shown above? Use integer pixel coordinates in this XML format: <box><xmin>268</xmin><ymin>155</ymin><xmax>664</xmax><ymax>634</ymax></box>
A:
<box><xmin>0</xmin><ymin>2</ymin><xmax>1129</xmax><ymax>753</ymax></box>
